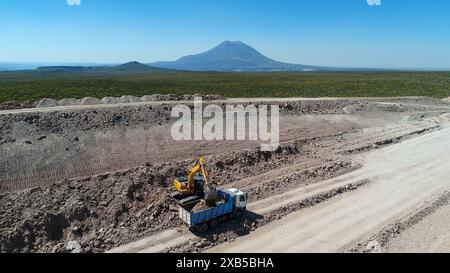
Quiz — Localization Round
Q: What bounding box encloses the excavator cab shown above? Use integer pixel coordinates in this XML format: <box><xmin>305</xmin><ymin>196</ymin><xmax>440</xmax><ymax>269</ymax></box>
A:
<box><xmin>174</xmin><ymin>175</ymin><xmax>205</xmax><ymax>195</ymax></box>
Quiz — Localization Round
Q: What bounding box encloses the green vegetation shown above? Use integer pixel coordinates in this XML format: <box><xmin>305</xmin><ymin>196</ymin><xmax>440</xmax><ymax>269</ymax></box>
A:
<box><xmin>0</xmin><ymin>71</ymin><xmax>449</xmax><ymax>103</ymax></box>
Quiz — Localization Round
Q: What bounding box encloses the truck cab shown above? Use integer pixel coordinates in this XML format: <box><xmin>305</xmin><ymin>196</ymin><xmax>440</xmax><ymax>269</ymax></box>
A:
<box><xmin>225</xmin><ymin>188</ymin><xmax>247</xmax><ymax>210</ymax></box>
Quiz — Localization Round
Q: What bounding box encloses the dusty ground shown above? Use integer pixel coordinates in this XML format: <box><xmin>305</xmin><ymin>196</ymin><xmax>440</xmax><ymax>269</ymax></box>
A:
<box><xmin>384</xmin><ymin>200</ymin><xmax>450</xmax><ymax>253</ymax></box>
<box><xmin>0</xmin><ymin>97</ymin><xmax>449</xmax><ymax>253</ymax></box>
<box><xmin>210</xmin><ymin>125</ymin><xmax>450</xmax><ymax>252</ymax></box>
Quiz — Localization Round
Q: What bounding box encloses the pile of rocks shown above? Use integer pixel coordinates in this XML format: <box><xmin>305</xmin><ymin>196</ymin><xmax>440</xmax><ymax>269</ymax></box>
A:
<box><xmin>36</xmin><ymin>94</ymin><xmax>227</xmax><ymax>108</ymax></box>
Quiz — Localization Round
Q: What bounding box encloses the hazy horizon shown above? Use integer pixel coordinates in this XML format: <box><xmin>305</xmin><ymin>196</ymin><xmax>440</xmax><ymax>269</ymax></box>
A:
<box><xmin>2</xmin><ymin>0</ymin><xmax>450</xmax><ymax>69</ymax></box>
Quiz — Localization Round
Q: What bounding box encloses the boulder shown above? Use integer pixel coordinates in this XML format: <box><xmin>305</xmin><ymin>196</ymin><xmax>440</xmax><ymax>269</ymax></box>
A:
<box><xmin>66</xmin><ymin>241</ymin><xmax>82</xmax><ymax>254</ymax></box>
<box><xmin>366</xmin><ymin>240</ymin><xmax>382</xmax><ymax>253</ymax></box>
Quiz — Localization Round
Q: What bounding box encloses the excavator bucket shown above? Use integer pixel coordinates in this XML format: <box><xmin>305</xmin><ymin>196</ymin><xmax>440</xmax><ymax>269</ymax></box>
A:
<box><xmin>204</xmin><ymin>190</ymin><xmax>218</xmax><ymax>207</ymax></box>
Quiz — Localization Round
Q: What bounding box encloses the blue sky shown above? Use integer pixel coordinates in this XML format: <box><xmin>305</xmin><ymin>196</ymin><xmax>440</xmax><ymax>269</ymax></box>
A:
<box><xmin>1</xmin><ymin>0</ymin><xmax>450</xmax><ymax>68</ymax></box>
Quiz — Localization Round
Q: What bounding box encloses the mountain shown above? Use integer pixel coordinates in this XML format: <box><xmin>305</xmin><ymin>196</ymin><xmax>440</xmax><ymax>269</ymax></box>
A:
<box><xmin>36</xmin><ymin>62</ymin><xmax>166</xmax><ymax>73</ymax></box>
<box><xmin>151</xmin><ymin>41</ymin><xmax>324</xmax><ymax>72</ymax></box>
<box><xmin>111</xmin><ymin>61</ymin><xmax>163</xmax><ymax>72</ymax></box>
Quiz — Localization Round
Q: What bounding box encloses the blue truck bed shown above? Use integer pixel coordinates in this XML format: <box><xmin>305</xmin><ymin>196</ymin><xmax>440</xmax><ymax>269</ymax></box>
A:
<box><xmin>179</xmin><ymin>190</ymin><xmax>235</xmax><ymax>228</ymax></box>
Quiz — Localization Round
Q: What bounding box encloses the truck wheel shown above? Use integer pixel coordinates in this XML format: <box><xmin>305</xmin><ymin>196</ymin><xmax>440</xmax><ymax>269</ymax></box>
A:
<box><xmin>218</xmin><ymin>215</ymin><xmax>228</xmax><ymax>222</ymax></box>
<box><xmin>196</xmin><ymin>223</ymin><xmax>208</xmax><ymax>233</ymax></box>
<box><xmin>209</xmin><ymin>220</ymin><xmax>219</xmax><ymax>229</ymax></box>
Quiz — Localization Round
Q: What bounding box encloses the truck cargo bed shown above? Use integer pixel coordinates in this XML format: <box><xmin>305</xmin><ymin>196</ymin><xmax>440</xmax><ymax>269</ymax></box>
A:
<box><xmin>179</xmin><ymin>190</ymin><xmax>235</xmax><ymax>228</ymax></box>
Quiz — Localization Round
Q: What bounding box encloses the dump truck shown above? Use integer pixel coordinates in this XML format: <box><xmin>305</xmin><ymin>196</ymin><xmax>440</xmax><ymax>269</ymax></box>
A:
<box><xmin>178</xmin><ymin>188</ymin><xmax>247</xmax><ymax>233</ymax></box>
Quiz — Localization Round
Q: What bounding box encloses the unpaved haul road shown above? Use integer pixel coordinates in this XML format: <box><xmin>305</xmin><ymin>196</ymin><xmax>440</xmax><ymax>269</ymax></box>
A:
<box><xmin>0</xmin><ymin>96</ymin><xmax>428</xmax><ymax>115</ymax></box>
<box><xmin>210</xmin><ymin>126</ymin><xmax>450</xmax><ymax>253</ymax></box>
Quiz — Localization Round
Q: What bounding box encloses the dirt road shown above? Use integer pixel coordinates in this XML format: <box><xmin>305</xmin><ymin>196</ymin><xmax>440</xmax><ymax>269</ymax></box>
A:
<box><xmin>0</xmin><ymin>96</ymin><xmax>431</xmax><ymax>115</ymax></box>
<box><xmin>210</xmin><ymin>126</ymin><xmax>450</xmax><ymax>253</ymax></box>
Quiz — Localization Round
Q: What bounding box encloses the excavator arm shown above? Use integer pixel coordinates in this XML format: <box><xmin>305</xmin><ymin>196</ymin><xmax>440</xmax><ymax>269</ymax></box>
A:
<box><xmin>186</xmin><ymin>157</ymin><xmax>208</xmax><ymax>192</ymax></box>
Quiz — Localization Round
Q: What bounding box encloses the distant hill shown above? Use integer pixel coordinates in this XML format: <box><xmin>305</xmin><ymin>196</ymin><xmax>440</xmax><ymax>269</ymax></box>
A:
<box><xmin>36</xmin><ymin>66</ymin><xmax>91</xmax><ymax>72</ymax></box>
<box><xmin>151</xmin><ymin>41</ymin><xmax>325</xmax><ymax>72</ymax></box>
<box><xmin>111</xmin><ymin>61</ymin><xmax>164</xmax><ymax>72</ymax></box>
<box><xmin>36</xmin><ymin>62</ymin><xmax>166</xmax><ymax>73</ymax></box>
<box><xmin>0</xmin><ymin>63</ymin><xmax>41</xmax><ymax>71</ymax></box>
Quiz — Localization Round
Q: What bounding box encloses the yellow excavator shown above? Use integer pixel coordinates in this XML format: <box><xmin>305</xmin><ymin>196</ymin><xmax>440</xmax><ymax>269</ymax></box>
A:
<box><xmin>172</xmin><ymin>157</ymin><xmax>217</xmax><ymax>206</ymax></box>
